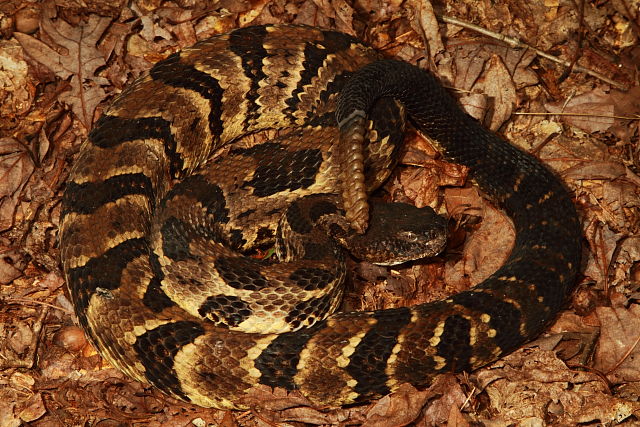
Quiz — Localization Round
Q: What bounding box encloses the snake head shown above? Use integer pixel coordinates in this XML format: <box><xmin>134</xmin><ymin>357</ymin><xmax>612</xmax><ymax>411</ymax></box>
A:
<box><xmin>338</xmin><ymin>201</ymin><xmax>447</xmax><ymax>266</ymax></box>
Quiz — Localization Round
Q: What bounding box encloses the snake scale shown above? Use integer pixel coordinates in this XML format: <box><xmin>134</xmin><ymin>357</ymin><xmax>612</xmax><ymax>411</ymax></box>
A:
<box><xmin>60</xmin><ymin>24</ymin><xmax>582</xmax><ymax>409</ymax></box>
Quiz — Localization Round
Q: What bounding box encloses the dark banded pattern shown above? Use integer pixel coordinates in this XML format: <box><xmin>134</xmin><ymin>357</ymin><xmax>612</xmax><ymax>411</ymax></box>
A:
<box><xmin>66</xmin><ymin>237</ymin><xmax>148</xmax><ymax>315</ymax></box>
<box><xmin>90</xmin><ymin>115</ymin><xmax>183</xmax><ymax>173</ymax></box>
<box><xmin>346</xmin><ymin>308</ymin><xmax>412</xmax><ymax>398</ymax></box>
<box><xmin>62</xmin><ymin>173</ymin><xmax>153</xmax><ymax>216</ymax></box>
<box><xmin>253</xmin><ymin>323</ymin><xmax>324</xmax><ymax>389</ymax></box>
<box><xmin>133</xmin><ymin>321</ymin><xmax>205</xmax><ymax>401</ymax></box>
<box><xmin>149</xmin><ymin>52</ymin><xmax>225</xmax><ymax>140</ymax></box>
<box><xmin>284</xmin><ymin>33</ymin><xmax>354</xmax><ymax>117</ymax></box>
<box><xmin>228</xmin><ymin>26</ymin><xmax>270</xmax><ymax>128</ymax></box>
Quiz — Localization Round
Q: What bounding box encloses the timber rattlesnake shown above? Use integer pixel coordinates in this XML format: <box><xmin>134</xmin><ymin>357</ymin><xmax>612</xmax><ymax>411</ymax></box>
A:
<box><xmin>60</xmin><ymin>24</ymin><xmax>581</xmax><ymax>409</ymax></box>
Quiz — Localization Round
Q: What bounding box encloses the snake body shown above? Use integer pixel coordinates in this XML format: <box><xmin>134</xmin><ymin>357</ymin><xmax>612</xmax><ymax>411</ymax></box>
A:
<box><xmin>60</xmin><ymin>24</ymin><xmax>581</xmax><ymax>409</ymax></box>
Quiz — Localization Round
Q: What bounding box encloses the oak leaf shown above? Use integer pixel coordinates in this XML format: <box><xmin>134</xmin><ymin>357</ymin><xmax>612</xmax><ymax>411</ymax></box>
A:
<box><xmin>15</xmin><ymin>13</ymin><xmax>111</xmax><ymax>129</ymax></box>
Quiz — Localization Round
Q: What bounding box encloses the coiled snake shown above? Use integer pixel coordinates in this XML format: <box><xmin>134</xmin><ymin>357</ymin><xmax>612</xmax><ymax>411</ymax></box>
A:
<box><xmin>60</xmin><ymin>24</ymin><xmax>581</xmax><ymax>409</ymax></box>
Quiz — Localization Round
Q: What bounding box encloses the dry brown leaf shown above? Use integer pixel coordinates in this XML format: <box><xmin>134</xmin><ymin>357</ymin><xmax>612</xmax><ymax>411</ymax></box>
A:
<box><xmin>594</xmin><ymin>292</ymin><xmax>640</xmax><ymax>383</ymax></box>
<box><xmin>408</xmin><ymin>0</ymin><xmax>444</xmax><ymax>59</ymax></box>
<box><xmin>398</xmin><ymin>150</ymin><xmax>467</xmax><ymax>210</ymax></box>
<box><xmin>0</xmin><ymin>137</ymin><xmax>34</xmax><ymax>232</ymax></box>
<box><xmin>614</xmin><ymin>236</ymin><xmax>640</xmax><ymax>285</ymax></box>
<box><xmin>293</xmin><ymin>1</ymin><xmax>328</xmax><ymax>28</ymax></box>
<box><xmin>474</xmin><ymin>348</ymin><xmax>635</xmax><ymax>424</ymax></box>
<box><xmin>326</xmin><ymin>0</ymin><xmax>356</xmax><ymax>33</ymax></box>
<box><xmin>582</xmin><ymin>220</ymin><xmax>620</xmax><ymax>286</ymax></box>
<box><xmin>443</xmin><ymin>187</ymin><xmax>514</xmax><ymax>288</ymax></box>
<box><xmin>0</xmin><ymin>138</ymin><xmax>32</xmax><ymax>198</ymax></box>
<box><xmin>612</xmin><ymin>86</ymin><xmax>640</xmax><ymax>120</ymax></box>
<box><xmin>446</xmin><ymin>404</ymin><xmax>469</xmax><ymax>427</ymax></box>
<box><xmin>138</xmin><ymin>13</ymin><xmax>172</xmax><ymax>43</ymax></box>
<box><xmin>0</xmin><ymin>256</ymin><xmax>22</xmax><ymax>285</ymax></box>
<box><xmin>545</xmin><ymin>87</ymin><xmax>616</xmax><ymax>133</ymax></box>
<box><xmin>505</xmin><ymin>48</ymin><xmax>538</xmax><ymax>89</ymax></box>
<box><xmin>157</xmin><ymin>8</ymin><xmax>197</xmax><ymax>47</ymax></box>
<box><xmin>277</xmin><ymin>406</ymin><xmax>357</xmax><ymax>425</ymax></box>
<box><xmin>0</xmin><ymin>400</ymin><xmax>21</xmax><ymax>427</ymax></box>
<box><xmin>15</xmin><ymin>393</ymin><xmax>46</xmax><ymax>423</ymax></box>
<box><xmin>289</xmin><ymin>0</ymin><xmax>355</xmax><ymax>33</ymax></box>
<box><xmin>363</xmin><ymin>383</ymin><xmax>432</xmax><ymax>427</ymax></box>
<box><xmin>450</xmin><ymin>43</ymin><xmax>486</xmax><ymax>92</ymax></box>
<box><xmin>0</xmin><ymin>39</ymin><xmax>33</xmax><ymax>117</ymax></box>
<box><xmin>563</xmin><ymin>159</ymin><xmax>627</xmax><ymax>181</ymax></box>
<box><xmin>457</xmin><ymin>93</ymin><xmax>487</xmax><ymax>123</ymax></box>
<box><xmin>420</xmin><ymin>376</ymin><xmax>467</xmax><ymax>426</ymax></box>
<box><xmin>15</xmin><ymin>10</ymin><xmax>111</xmax><ymax>129</ymax></box>
<box><xmin>474</xmin><ymin>54</ymin><xmax>517</xmax><ymax>131</ymax></box>
<box><xmin>239</xmin><ymin>383</ymin><xmax>315</xmax><ymax>411</ymax></box>
<box><xmin>445</xmin><ymin>46</ymin><xmax>518</xmax><ymax>130</ymax></box>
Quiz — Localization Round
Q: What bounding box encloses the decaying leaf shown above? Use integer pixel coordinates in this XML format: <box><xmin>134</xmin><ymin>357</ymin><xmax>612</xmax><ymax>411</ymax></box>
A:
<box><xmin>15</xmin><ymin>10</ymin><xmax>111</xmax><ymax>129</ymax></box>
<box><xmin>475</xmin><ymin>54</ymin><xmax>517</xmax><ymax>131</ymax></box>
<box><xmin>0</xmin><ymin>137</ymin><xmax>34</xmax><ymax>232</ymax></box>
<box><xmin>595</xmin><ymin>292</ymin><xmax>640</xmax><ymax>384</ymax></box>
<box><xmin>408</xmin><ymin>0</ymin><xmax>445</xmax><ymax>59</ymax></box>
<box><xmin>444</xmin><ymin>187</ymin><xmax>514</xmax><ymax>288</ymax></box>
<box><xmin>0</xmin><ymin>39</ymin><xmax>33</xmax><ymax>117</ymax></box>
<box><xmin>475</xmin><ymin>348</ymin><xmax>639</xmax><ymax>424</ymax></box>
<box><xmin>545</xmin><ymin>87</ymin><xmax>616</xmax><ymax>133</ymax></box>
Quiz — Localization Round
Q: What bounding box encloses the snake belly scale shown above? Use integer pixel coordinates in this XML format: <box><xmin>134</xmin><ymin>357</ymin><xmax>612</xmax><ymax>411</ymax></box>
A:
<box><xmin>60</xmin><ymin>24</ymin><xmax>581</xmax><ymax>409</ymax></box>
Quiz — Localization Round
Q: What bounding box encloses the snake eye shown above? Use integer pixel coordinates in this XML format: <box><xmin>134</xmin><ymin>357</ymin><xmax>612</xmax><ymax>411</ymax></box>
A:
<box><xmin>400</xmin><ymin>231</ymin><xmax>420</xmax><ymax>242</ymax></box>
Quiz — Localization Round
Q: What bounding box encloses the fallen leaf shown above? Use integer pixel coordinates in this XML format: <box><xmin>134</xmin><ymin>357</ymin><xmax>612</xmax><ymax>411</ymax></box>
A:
<box><xmin>474</xmin><ymin>54</ymin><xmax>517</xmax><ymax>131</ymax></box>
<box><xmin>15</xmin><ymin>11</ymin><xmax>111</xmax><ymax>128</ymax></box>
<box><xmin>408</xmin><ymin>0</ymin><xmax>445</xmax><ymax>59</ymax></box>
<box><xmin>545</xmin><ymin>87</ymin><xmax>616</xmax><ymax>133</ymax></box>
<box><xmin>421</xmin><ymin>376</ymin><xmax>468</xmax><ymax>426</ymax></box>
<box><xmin>474</xmin><ymin>348</ymin><xmax>636</xmax><ymax>424</ymax></box>
<box><xmin>0</xmin><ymin>137</ymin><xmax>34</xmax><ymax>231</ymax></box>
<box><xmin>451</xmin><ymin>43</ymin><xmax>487</xmax><ymax>92</ymax></box>
<box><xmin>364</xmin><ymin>382</ymin><xmax>431</xmax><ymax>427</ymax></box>
<box><xmin>563</xmin><ymin>159</ymin><xmax>627</xmax><ymax>181</ymax></box>
<box><xmin>0</xmin><ymin>39</ymin><xmax>34</xmax><ymax>117</ymax></box>
<box><xmin>17</xmin><ymin>393</ymin><xmax>46</xmax><ymax>423</ymax></box>
<box><xmin>0</xmin><ymin>256</ymin><xmax>22</xmax><ymax>285</ymax></box>
<box><xmin>594</xmin><ymin>292</ymin><xmax>640</xmax><ymax>383</ymax></box>
<box><xmin>444</xmin><ymin>187</ymin><xmax>514</xmax><ymax>288</ymax></box>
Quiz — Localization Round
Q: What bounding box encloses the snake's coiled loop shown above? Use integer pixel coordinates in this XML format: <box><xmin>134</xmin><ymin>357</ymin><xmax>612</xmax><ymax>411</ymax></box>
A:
<box><xmin>60</xmin><ymin>26</ymin><xmax>581</xmax><ymax>410</ymax></box>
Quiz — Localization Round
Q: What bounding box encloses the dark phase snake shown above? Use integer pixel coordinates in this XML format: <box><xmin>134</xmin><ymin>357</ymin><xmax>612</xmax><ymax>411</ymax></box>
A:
<box><xmin>59</xmin><ymin>24</ymin><xmax>581</xmax><ymax>409</ymax></box>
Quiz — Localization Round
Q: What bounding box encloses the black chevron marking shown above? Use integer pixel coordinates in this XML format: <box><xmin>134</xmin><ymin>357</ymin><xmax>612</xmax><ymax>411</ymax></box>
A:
<box><xmin>89</xmin><ymin>115</ymin><xmax>183</xmax><ymax>174</ymax></box>
<box><xmin>63</xmin><ymin>173</ymin><xmax>153</xmax><ymax>217</ymax></box>
<box><xmin>228</xmin><ymin>26</ymin><xmax>270</xmax><ymax>127</ymax></box>
<box><xmin>346</xmin><ymin>308</ymin><xmax>412</xmax><ymax>398</ymax></box>
<box><xmin>134</xmin><ymin>321</ymin><xmax>205</xmax><ymax>402</ymax></box>
<box><xmin>150</xmin><ymin>53</ymin><xmax>225</xmax><ymax>141</ymax></box>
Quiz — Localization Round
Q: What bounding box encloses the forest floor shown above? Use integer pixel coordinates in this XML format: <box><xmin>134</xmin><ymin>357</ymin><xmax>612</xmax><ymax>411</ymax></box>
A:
<box><xmin>0</xmin><ymin>0</ymin><xmax>639</xmax><ymax>425</ymax></box>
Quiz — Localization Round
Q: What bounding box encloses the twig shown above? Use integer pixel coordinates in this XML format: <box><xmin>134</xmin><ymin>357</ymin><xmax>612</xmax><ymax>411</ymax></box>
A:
<box><xmin>515</xmin><ymin>112</ymin><xmax>640</xmax><ymax>121</ymax></box>
<box><xmin>557</xmin><ymin>0</ymin><xmax>586</xmax><ymax>84</ymax></box>
<box><xmin>6</xmin><ymin>297</ymin><xmax>73</xmax><ymax>315</ymax></box>
<box><xmin>440</xmin><ymin>15</ymin><xmax>629</xmax><ymax>91</ymax></box>
<box><xmin>606</xmin><ymin>331</ymin><xmax>640</xmax><ymax>376</ymax></box>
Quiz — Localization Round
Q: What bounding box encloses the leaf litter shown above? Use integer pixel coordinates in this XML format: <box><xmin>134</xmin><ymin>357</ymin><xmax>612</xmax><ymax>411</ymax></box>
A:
<box><xmin>0</xmin><ymin>0</ymin><xmax>639</xmax><ymax>425</ymax></box>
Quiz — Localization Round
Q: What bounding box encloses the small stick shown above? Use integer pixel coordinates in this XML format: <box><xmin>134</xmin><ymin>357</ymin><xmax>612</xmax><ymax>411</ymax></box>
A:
<box><xmin>440</xmin><ymin>15</ymin><xmax>628</xmax><ymax>91</ymax></box>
